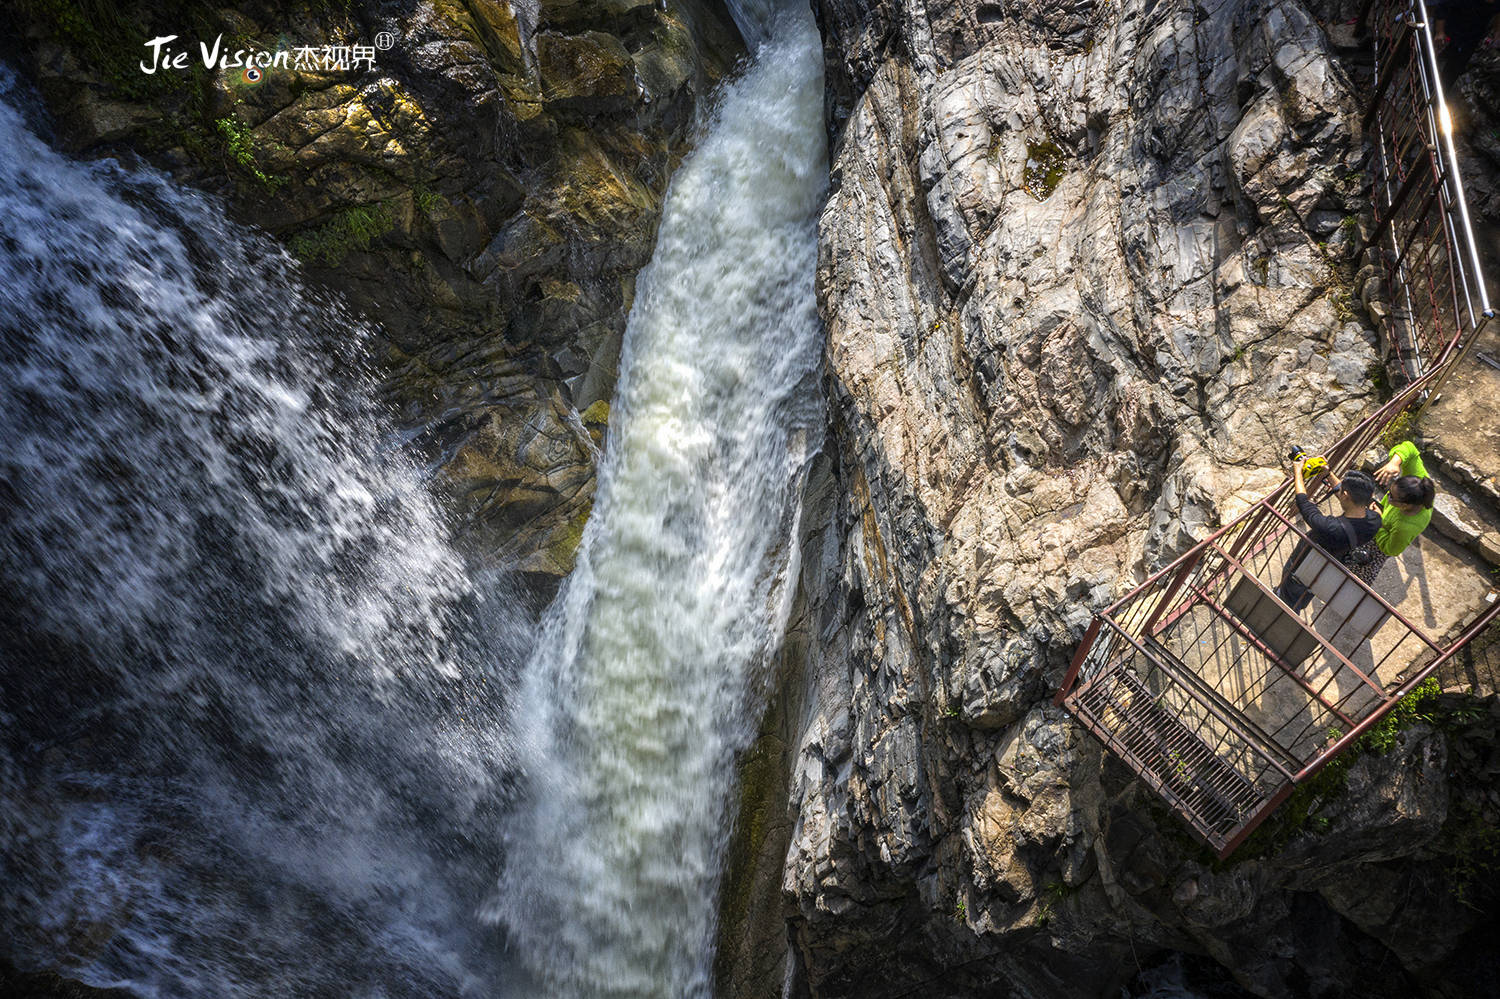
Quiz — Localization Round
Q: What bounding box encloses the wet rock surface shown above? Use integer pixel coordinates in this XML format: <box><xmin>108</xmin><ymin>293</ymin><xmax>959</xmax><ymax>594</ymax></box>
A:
<box><xmin>0</xmin><ymin>956</ymin><xmax>135</xmax><ymax>999</ymax></box>
<box><xmin>3</xmin><ymin>0</ymin><xmax>743</xmax><ymax>574</ymax></box>
<box><xmin>776</xmin><ymin>0</ymin><xmax>1500</xmax><ymax>995</ymax></box>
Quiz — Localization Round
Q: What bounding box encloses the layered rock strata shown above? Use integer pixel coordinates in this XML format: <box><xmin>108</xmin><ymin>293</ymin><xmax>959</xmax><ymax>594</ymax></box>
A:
<box><xmin>771</xmin><ymin>0</ymin><xmax>1500</xmax><ymax>995</ymax></box>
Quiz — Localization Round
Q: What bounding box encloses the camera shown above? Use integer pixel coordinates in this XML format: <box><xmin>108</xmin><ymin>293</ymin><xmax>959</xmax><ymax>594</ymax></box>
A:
<box><xmin>1288</xmin><ymin>446</ymin><xmax>1328</xmax><ymax>476</ymax></box>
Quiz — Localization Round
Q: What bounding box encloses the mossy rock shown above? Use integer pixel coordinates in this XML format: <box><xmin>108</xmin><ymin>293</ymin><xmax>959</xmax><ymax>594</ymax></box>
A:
<box><xmin>540</xmin><ymin>495</ymin><xmax>594</xmax><ymax>573</ymax></box>
<box><xmin>540</xmin><ymin>0</ymin><xmax>658</xmax><ymax>31</ymax></box>
<box><xmin>537</xmin><ymin>31</ymin><xmax>638</xmax><ymax>112</ymax></box>
<box><xmin>439</xmin><ymin>391</ymin><xmax>598</xmax><ymax>576</ymax></box>
<box><xmin>431</xmin><ymin>0</ymin><xmax>530</xmax><ymax>78</ymax></box>
<box><xmin>7</xmin><ymin>0</ymin><xmax>744</xmax><ymax>577</ymax></box>
<box><xmin>1024</xmin><ymin>139</ymin><xmax>1067</xmax><ymax>201</ymax></box>
<box><xmin>581</xmin><ymin>399</ymin><xmax>610</xmax><ymax>448</ymax></box>
<box><xmin>631</xmin><ymin>14</ymin><xmax>699</xmax><ymax>99</ymax></box>
<box><xmin>287</xmin><ymin>201</ymin><xmax>396</xmax><ymax>266</ymax></box>
<box><xmin>580</xmin><ymin>399</ymin><xmax>610</xmax><ymax>425</ymax></box>
<box><xmin>549</xmin><ymin>126</ymin><xmax>658</xmax><ymax>226</ymax></box>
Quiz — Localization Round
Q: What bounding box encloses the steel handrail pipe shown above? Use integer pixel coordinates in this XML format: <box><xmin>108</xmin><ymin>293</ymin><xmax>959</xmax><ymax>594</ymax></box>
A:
<box><xmin>1411</xmin><ymin>0</ymin><xmax>1493</xmax><ymax>323</ymax></box>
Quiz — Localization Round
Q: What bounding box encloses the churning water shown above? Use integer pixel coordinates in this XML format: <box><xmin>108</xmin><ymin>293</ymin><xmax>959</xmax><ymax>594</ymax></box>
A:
<box><xmin>0</xmin><ymin>65</ymin><xmax>519</xmax><ymax>997</ymax></box>
<box><xmin>0</xmin><ymin>0</ymin><xmax>824</xmax><ymax>993</ymax></box>
<box><xmin>486</xmin><ymin>3</ymin><xmax>826</xmax><ymax>996</ymax></box>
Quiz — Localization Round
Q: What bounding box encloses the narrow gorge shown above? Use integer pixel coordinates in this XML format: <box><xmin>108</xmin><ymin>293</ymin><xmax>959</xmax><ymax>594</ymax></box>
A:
<box><xmin>2</xmin><ymin>0</ymin><xmax>1499</xmax><ymax>998</ymax></box>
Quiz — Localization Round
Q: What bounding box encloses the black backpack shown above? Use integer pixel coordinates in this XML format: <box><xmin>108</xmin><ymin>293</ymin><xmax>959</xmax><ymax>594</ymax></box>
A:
<box><xmin>1333</xmin><ymin>516</ymin><xmax>1377</xmax><ymax>567</ymax></box>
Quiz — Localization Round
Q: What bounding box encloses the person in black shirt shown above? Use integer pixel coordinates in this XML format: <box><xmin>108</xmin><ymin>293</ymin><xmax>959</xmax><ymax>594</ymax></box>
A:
<box><xmin>1274</xmin><ymin>459</ymin><xmax>1381</xmax><ymax>613</ymax></box>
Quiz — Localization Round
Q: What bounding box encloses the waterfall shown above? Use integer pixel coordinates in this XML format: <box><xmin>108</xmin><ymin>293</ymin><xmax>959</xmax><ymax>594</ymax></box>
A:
<box><xmin>0</xmin><ymin>65</ymin><xmax>521</xmax><ymax>998</ymax></box>
<box><xmin>486</xmin><ymin>1</ymin><xmax>827</xmax><ymax>995</ymax></box>
<box><xmin>722</xmin><ymin>0</ymin><xmax>787</xmax><ymax>47</ymax></box>
<box><xmin>0</xmin><ymin>0</ymin><xmax>826</xmax><ymax>991</ymax></box>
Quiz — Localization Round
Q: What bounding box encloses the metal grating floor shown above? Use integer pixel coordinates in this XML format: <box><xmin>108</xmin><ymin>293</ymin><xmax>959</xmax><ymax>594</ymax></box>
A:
<box><xmin>1067</xmin><ymin>662</ymin><xmax>1283</xmax><ymax>849</ymax></box>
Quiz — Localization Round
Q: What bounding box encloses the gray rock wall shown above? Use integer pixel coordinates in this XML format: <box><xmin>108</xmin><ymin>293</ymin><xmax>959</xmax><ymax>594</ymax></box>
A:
<box><xmin>771</xmin><ymin>0</ymin><xmax>1500</xmax><ymax>995</ymax></box>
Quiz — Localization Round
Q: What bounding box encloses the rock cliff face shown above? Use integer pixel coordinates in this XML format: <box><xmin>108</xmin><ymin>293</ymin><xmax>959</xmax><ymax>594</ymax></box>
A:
<box><xmin>774</xmin><ymin>0</ymin><xmax>1500</xmax><ymax>995</ymax></box>
<box><xmin>5</xmin><ymin>0</ymin><xmax>743</xmax><ymax>575</ymax></box>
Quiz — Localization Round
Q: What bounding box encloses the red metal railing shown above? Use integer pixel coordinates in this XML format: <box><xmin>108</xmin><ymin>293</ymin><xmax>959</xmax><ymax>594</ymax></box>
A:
<box><xmin>1058</xmin><ymin>0</ymin><xmax>1496</xmax><ymax>857</ymax></box>
<box><xmin>1366</xmin><ymin>0</ymin><xmax>1492</xmax><ymax>377</ymax></box>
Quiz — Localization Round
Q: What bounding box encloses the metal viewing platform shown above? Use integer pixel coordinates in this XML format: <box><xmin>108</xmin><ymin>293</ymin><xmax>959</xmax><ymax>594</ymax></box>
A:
<box><xmin>1057</xmin><ymin>0</ymin><xmax>1497</xmax><ymax>857</ymax></box>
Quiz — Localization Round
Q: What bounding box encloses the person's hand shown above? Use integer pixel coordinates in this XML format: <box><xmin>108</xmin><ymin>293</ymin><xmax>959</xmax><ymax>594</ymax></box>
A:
<box><xmin>1374</xmin><ymin>455</ymin><xmax>1403</xmax><ymax>485</ymax></box>
<box><xmin>1370</xmin><ymin>500</ymin><xmax>1383</xmax><ymax>514</ymax></box>
<box><xmin>1293</xmin><ymin>456</ymin><xmax>1306</xmax><ymax>474</ymax></box>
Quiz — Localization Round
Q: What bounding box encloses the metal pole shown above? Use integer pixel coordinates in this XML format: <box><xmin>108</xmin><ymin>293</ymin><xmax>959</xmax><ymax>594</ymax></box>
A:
<box><xmin>1139</xmin><ymin>546</ymin><xmax>1207</xmax><ymax>638</ymax></box>
<box><xmin>1368</xmin><ymin>155</ymin><xmax>1433</xmax><ymax>247</ymax></box>
<box><xmin>1218</xmin><ymin>783</ymin><xmax>1294</xmax><ymax>858</ymax></box>
<box><xmin>1055</xmin><ymin>615</ymin><xmax>1102</xmax><ymax>705</ymax></box>
<box><xmin>1414</xmin><ymin>0</ymin><xmax>1493</xmax><ymax>321</ymax></box>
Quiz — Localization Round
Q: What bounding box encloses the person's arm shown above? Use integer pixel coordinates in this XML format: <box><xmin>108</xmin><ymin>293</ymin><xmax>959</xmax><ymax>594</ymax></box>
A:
<box><xmin>1374</xmin><ymin>440</ymin><xmax>1427</xmax><ymax>485</ymax></box>
<box><xmin>1291</xmin><ymin>458</ymin><xmax>1343</xmax><ymax>548</ymax></box>
<box><xmin>1375</xmin><ymin>506</ymin><xmax>1404</xmax><ymax>556</ymax></box>
<box><xmin>1393</xmin><ymin>440</ymin><xmax>1427</xmax><ymax>478</ymax></box>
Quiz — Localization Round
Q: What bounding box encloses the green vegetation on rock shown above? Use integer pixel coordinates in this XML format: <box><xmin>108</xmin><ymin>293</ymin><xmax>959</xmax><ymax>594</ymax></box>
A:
<box><xmin>580</xmin><ymin>399</ymin><xmax>610</xmax><ymax>425</ymax></box>
<box><xmin>543</xmin><ymin>498</ymin><xmax>593</xmax><ymax>569</ymax></box>
<box><xmin>413</xmin><ymin>184</ymin><xmax>446</xmax><ymax>217</ymax></box>
<box><xmin>288</xmin><ymin>203</ymin><xmax>396</xmax><ymax>266</ymax></box>
<box><xmin>1233</xmin><ymin>678</ymin><xmax>1443</xmax><ymax>861</ymax></box>
<box><xmin>1023</xmin><ymin>140</ymin><xmax>1067</xmax><ymax>201</ymax></box>
<box><xmin>1446</xmin><ymin>796</ymin><xmax>1500</xmax><ymax>907</ymax></box>
<box><xmin>20</xmin><ymin>0</ymin><xmax>122</xmax><ymax>58</ymax></box>
<box><xmin>214</xmin><ymin>117</ymin><xmax>283</xmax><ymax>190</ymax></box>
<box><xmin>1379</xmin><ymin>408</ymin><xmax>1417</xmax><ymax>451</ymax></box>
<box><xmin>19</xmin><ymin>0</ymin><xmax>217</xmax><ymax>100</ymax></box>
<box><xmin>16</xmin><ymin>0</ymin><xmax>257</xmax><ymax>191</ymax></box>
<box><xmin>580</xmin><ymin>400</ymin><xmax>610</xmax><ymax>449</ymax></box>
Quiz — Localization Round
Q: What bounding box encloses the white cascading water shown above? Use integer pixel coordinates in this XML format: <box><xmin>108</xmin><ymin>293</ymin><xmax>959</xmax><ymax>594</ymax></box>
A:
<box><xmin>487</xmin><ymin>2</ymin><xmax>827</xmax><ymax>995</ymax></box>
<box><xmin>0</xmin><ymin>0</ymin><xmax>825</xmax><ymax>993</ymax></box>
<box><xmin>0</xmin><ymin>64</ymin><xmax>521</xmax><ymax>998</ymax></box>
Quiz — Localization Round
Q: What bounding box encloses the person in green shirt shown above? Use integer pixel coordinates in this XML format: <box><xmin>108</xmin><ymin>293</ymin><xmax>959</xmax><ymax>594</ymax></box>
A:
<box><xmin>1372</xmin><ymin>440</ymin><xmax>1436</xmax><ymax>557</ymax></box>
<box><xmin>1331</xmin><ymin>440</ymin><xmax>1436</xmax><ymax>588</ymax></box>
